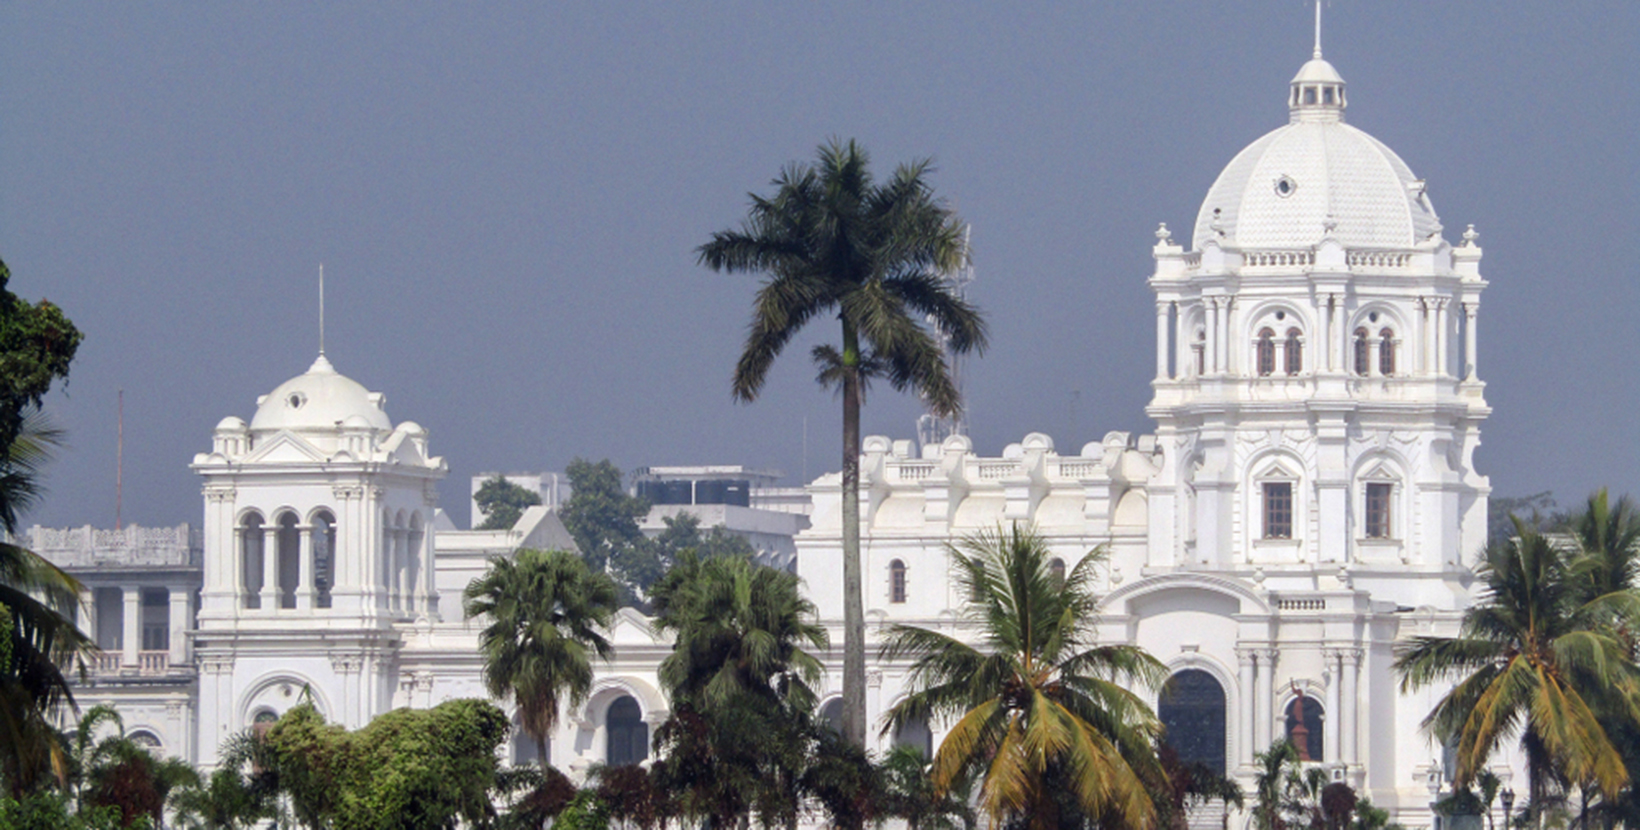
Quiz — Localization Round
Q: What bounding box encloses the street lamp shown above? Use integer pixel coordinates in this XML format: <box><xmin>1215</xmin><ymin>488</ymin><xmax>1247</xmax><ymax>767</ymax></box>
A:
<box><xmin>1500</xmin><ymin>788</ymin><xmax>1515</xmax><ymax>830</ymax></box>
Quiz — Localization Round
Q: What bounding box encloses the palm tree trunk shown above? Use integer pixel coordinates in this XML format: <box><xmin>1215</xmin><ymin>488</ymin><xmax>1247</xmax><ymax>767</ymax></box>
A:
<box><xmin>841</xmin><ymin>319</ymin><xmax>866</xmax><ymax>748</ymax></box>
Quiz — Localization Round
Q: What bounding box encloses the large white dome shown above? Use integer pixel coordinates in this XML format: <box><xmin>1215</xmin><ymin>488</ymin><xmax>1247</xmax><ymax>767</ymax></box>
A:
<box><xmin>1190</xmin><ymin>58</ymin><xmax>1441</xmax><ymax>251</ymax></box>
<box><xmin>248</xmin><ymin>354</ymin><xmax>392</xmax><ymax>433</ymax></box>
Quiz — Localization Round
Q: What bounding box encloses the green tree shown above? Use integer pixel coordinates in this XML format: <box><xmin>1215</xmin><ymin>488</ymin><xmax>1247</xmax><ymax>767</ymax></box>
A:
<box><xmin>881</xmin><ymin>525</ymin><xmax>1166</xmax><ymax>830</ymax></box>
<box><xmin>464</xmin><ymin>548</ymin><xmax>619</xmax><ymax>768</ymax></box>
<box><xmin>0</xmin><ymin>259</ymin><xmax>82</xmax><ymax>460</ymax></box>
<box><xmin>651</xmin><ymin>512</ymin><xmax>756</xmax><ymax>564</ymax></box>
<box><xmin>258</xmin><ymin>699</ymin><xmax>510</xmax><ymax>830</ymax></box>
<box><xmin>560</xmin><ymin>458</ymin><xmax>658</xmax><ymax>604</ymax></box>
<box><xmin>1394</xmin><ymin>520</ymin><xmax>1640</xmax><ymax>821</ymax></box>
<box><xmin>878</xmin><ymin>745</ymin><xmax>973</xmax><ymax>830</ymax></box>
<box><xmin>1</xmin><ymin>409</ymin><xmax>94</xmax><ymax>797</ymax></box>
<box><xmin>648</xmin><ymin>552</ymin><xmax>828</xmax><ymax>829</ymax></box>
<box><xmin>699</xmin><ymin>139</ymin><xmax>987</xmax><ymax>746</ymax></box>
<box><xmin>475</xmin><ymin>475</ymin><xmax>544</xmax><ymax>531</ymax></box>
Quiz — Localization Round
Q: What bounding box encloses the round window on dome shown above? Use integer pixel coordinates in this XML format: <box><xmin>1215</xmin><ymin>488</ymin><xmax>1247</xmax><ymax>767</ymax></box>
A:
<box><xmin>287</xmin><ymin>392</ymin><xmax>306</xmax><ymax>410</ymax></box>
<box><xmin>1275</xmin><ymin>176</ymin><xmax>1297</xmax><ymax>198</ymax></box>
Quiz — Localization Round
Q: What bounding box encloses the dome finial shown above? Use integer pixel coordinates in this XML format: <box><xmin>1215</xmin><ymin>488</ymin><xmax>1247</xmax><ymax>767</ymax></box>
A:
<box><xmin>1313</xmin><ymin>0</ymin><xmax>1324</xmax><ymax>59</ymax></box>
<box><xmin>318</xmin><ymin>262</ymin><xmax>326</xmax><ymax>357</ymax></box>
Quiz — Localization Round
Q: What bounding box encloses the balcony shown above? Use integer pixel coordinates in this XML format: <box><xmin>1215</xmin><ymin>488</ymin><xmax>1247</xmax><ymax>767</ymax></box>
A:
<box><xmin>86</xmin><ymin>650</ymin><xmax>189</xmax><ymax>680</ymax></box>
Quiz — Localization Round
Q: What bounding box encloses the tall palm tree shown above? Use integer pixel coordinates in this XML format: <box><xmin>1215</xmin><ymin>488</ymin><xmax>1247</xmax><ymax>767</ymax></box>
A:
<box><xmin>464</xmin><ymin>548</ymin><xmax>619</xmax><ymax>768</ymax></box>
<box><xmin>882</xmin><ymin>525</ymin><xmax>1167</xmax><ymax>830</ymax></box>
<box><xmin>0</xmin><ymin>408</ymin><xmax>93</xmax><ymax>796</ymax></box>
<box><xmin>1395</xmin><ymin>520</ymin><xmax>1640</xmax><ymax>819</ymax></box>
<box><xmin>699</xmin><ymin>138</ymin><xmax>987</xmax><ymax>746</ymax></box>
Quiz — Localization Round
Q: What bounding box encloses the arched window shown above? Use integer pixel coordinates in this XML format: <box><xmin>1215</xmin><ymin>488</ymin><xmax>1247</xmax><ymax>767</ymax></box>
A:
<box><xmin>1256</xmin><ymin>328</ymin><xmax>1276</xmax><ymax>376</ymax></box>
<box><xmin>893</xmin><ymin>715</ymin><xmax>933</xmax><ymax>759</ymax></box>
<box><xmin>889</xmin><ymin>560</ymin><xmax>907</xmax><ymax>604</ymax></box>
<box><xmin>1284</xmin><ymin>693</ymin><xmax>1324</xmax><ymax>762</ymax></box>
<box><xmin>252</xmin><ymin>709</ymin><xmax>279</xmax><ymax>739</ymax></box>
<box><xmin>1378</xmin><ymin>328</ymin><xmax>1396</xmax><ymax>376</ymax></box>
<box><xmin>1048</xmin><ymin>558</ymin><xmax>1066</xmax><ymax>586</ymax></box>
<box><xmin>312</xmin><ymin>511</ymin><xmax>336</xmax><ymax>609</ymax></box>
<box><xmin>1284</xmin><ymin>328</ymin><xmax>1303</xmax><ymax>375</ymax></box>
<box><xmin>1194</xmin><ymin>329</ymin><xmax>1206</xmax><ymax>376</ymax></box>
<box><xmin>128</xmin><ymin>730</ymin><xmax>161</xmax><ymax>752</ymax></box>
<box><xmin>1365</xmin><ymin>482</ymin><xmax>1394</xmax><ymax>539</ymax></box>
<box><xmin>277</xmin><ymin>513</ymin><xmax>300</xmax><ymax>609</ymax></box>
<box><xmin>1353</xmin><ymin>328</ymin><xmax>1370</xmax><ymax>376</ymax></box>
<box><xmin>240</xmin><ymin>514</ymin><xmax>264</xmax><ymax>609</ymax></box>
<box><xmin>1159</xmin><ymin>669</ymin><xmax>1227</xmax><ymax>775</ymax></box>
<box><xmin>818</xmin><ymin>699</ymin><xmax>844</xmax><ymax>735</ymax></box>
<box><xmin>606</xmin><ymin>696</ymin><xmax>648</xmax><ymax>767</ymax></box>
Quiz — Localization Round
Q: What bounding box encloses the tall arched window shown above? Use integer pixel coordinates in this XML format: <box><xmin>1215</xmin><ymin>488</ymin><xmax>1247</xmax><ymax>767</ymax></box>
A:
<box><xmin>312</xmin><ymin>511</ymin><xmax>336</xmax><ymax>609</ymax></box>
<box><xmin>240</xmin><ymin>513</ymin><xmax>264</xmax><ymax>609</ymax></box>
<box><xmin>1284</xmin><ymin>693</ymin><xmax>1324</xmax><ymax>762</ymax></box>
<box><xmin>1194</xmin><ymin>329</ymin><xmax>1206</xmax><ymax>376</ymax></box>
<box><xmin>1353</xmin><ymin>328</ymin><xmax>1370</xmax><ymax>376</ymax></box>
<box><xmin>512</xmin><ymin>714</ymin><xmax>546</xmax><ymax>767</ymax></box>
<box><xmin>1048</xmin><ymin>558</ymin><xmax>1066</xmax><ymax>586</ymax></box>
<box><xmin>1256</xmin><ymin>328</ymin><xmax>1276</xmax><ymax>376</ymax></box>
<box><xmin>277</xmin><ymin>513</ymin><xmax>300</xmax><ymax>609</ymax></box>
<box><xmin>1159</xmin><ymin>669</ymin><xmax>1227</xmax><ymax>775</ymax></box>
<box><xmin>889</xmin><ymin>560</ymin><xmax>907</xmax><ymax>604</ymax></box>
<box><xmin>894</xmin><ymin>715</ymin><xmax>933</xmax><ymax>759</ymax></box>
<box><xmin>818</xmin><ymin>699</ymin><xmax>844</xmax><ymax>735</ymax></box>
<box><xmin>1378</xmin><ymin>328</ymin><xmax>1396</xmax><ymax>376</ymax></box>
<box><xmin>606</xmin><ymin>696</ymin><xmax>648</xmax><ymax>767</ymax></box>
<box><xmin>1284</xmin><ymin>328</ymin><xmax>1303</xmax><ymax>375</ymax></box>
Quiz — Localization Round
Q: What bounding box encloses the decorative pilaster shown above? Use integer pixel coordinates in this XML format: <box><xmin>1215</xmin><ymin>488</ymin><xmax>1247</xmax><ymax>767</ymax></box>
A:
<box><xmin>296</xmin><ymin>524</ymin><xmax>315</xmax><ymax>609</ymax></box>
<box><xmin>167</xmin><ymin>587</ymin><xmax>190</xmax><ymax>666</ymax></box>
<box><xmin>121</xmin><ymin>586</ymin><xmax>141</xmax><ymax>667</ymax></box>
<box><xmin>1341</xmin><ymin>648</ymin><xmax>1361</xmax><ymax>764</ymax></box>
<box><xmin>1156</xmin><ymin>301</ymin><xmax>1172</xmax><ymax>379</ymax></box>
<box><xmin>1237</xmin><ymin>648</ymin><xmax>1258</xmax><ymax>765</ymax></box>
<box><xmin>1322</xmin><ymin>649</ymin><xmax>1342</xmax><ymax>763</ymax></box>
<box><xmin>1463</xmin><ymin>302</ymin><xmax>1479</xmax><ymax>379</ymax></box>
<box><xmin>1255</xmin><ymin>648</ymin><xmax>1278</xmax><ymax>749</ymax></box>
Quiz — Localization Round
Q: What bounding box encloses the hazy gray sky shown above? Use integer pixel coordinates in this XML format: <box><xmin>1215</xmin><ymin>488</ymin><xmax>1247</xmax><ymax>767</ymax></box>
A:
<box><xmin>3</xmin><ymin>2</ymin><xmax>1636</xmax><ymax>531</ymax></box>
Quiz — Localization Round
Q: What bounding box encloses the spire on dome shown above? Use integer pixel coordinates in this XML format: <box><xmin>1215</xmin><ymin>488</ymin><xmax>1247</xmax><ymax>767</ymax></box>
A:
<box><xmin>1289</xmin><ymin>5</ymin><xmax>1346</xmax><ymax>123</ymax></box>
<box><xmin>1314</xmin><ymin>0</ymin><xmax>1324</xmax><ymax>59</ymax></box>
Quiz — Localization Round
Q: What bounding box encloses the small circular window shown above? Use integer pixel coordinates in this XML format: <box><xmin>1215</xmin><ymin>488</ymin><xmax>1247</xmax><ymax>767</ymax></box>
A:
<box><xmin>287</xmin><ymin>392</ymin><xmax>306</xmax><ymax>409</ymax></box>
<box><xmin>1369</xmin><ymin>312</ymin><xmax>1380</xmax><ymax>323</ymax></box>
<box><xmin>1275</xmin><ymin>176</ymin><xmax>1297</xmax><ymax>198</ymax></box>
<box><xmin>1275</xmin><ymin>311</ymin><xmax>1286</xmax><ymax>321</ymax></box>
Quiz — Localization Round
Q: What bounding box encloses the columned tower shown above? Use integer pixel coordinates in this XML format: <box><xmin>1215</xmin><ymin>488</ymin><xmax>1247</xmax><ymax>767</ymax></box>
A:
<box><xmin>1144</xmin><ymin>50</ymin><xmax>1490</xmax><ymax>590</ymax></box>
<box><xmin>190</xmin><ymin>354</ymin><xmax>446</xmax><ymax>762</ymax></box>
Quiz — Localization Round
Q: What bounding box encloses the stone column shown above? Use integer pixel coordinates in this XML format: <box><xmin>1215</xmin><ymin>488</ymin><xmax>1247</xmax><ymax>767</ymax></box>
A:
<box><xmin>1237</xmin><ymin>648</ymin><xmax>1258</xmax><ymax>765</ymax></box>
<box><xmin>260</xmin><ymin>526</ymin><xmax>280</xmax><ymax>610</ymax></box>
<box><xmin>1342</xmin><ymin>649</ymin><xmax>1360</xmax><ymax>764</ymax></box>
<box><xmin>1435</xmin><ymin>299</ymin><xmax>1449</xmax><ymax>377</ymax></box>
<box><xmin>122</xmin><ymin>586</ymin><xmax>141</xmax><ymax>666</ymax></box>
<box><xmin>1464</xmin><ymin>303</ymin><xmax>1478</xmax><ymax>379</ymax></box>
<box><xmin>1218</xmin><ymin>298</ymin><xmax>1232</xmax><ymax>374</ymax></box>
<box><xmin>80</xmin><ymin>588</ymin><xmax>98</xmax><ymax>649</ymax></box>
<box><xmin>1156</xmin><ymin>301</ymin><xmax>1171</xmax><ymax>380</ymax></box>
<box><xmin>1323</xmin><ymin>650</ymin><xmax>1341</xmax><ymax>763</ymax></box>
<box><xmin>1420</xmin><ymin>298</ymin><xmax>1433</xmax><ymax>375</ymax></box>
<box><xmin>296</xmin><ymin>524</ymin><xmax>315</xmax><ymax>609</ymax></box>
<box><xmin>1255</xmin><ymin>648</ymin><xmax>1276</xmax><ymax>749</ymax></box>
<box><xmin>1205</xmin><ymin>298</ymin><xmax>1219</xmax><ymax>375</ymax></box>
<box><xmin>168</xmin><ymin>587</ymin><xmax>189</xmax><ymax>666</ymax></box>
<box><xmin>1319</xmin><ymin>294</ymin><xmax>1333</xmax><ymax>372</ymax></box>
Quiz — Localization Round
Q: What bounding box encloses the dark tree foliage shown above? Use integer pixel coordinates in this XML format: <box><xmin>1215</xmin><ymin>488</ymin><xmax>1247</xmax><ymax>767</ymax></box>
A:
<box><xmin>492</xmin><ymin>764</ymin><xmax>579</xmax><ymax>830</ymax></box>
<box><xmin>1487</xmin><ymin>491</ymin><xmax>1572</xmax><ymax>544</ymax></box>
<box><xmin>0</xmin><ymin>259</ymin><xmax>81</xmax><ymax>460</ymax></box>
<box><xmin>592</xmin><ymin>764</ymin><xmax>670</xmax><ymax>830</ymax></box>
<box><xmin>560</xmin><ymin>458</ymin><xmax>656</xmax><ymax>604</ymax></box>
<box><xmin>475</xmin><ymin>475</ymin><xmax>543</xmax><ymax>531</ymax></box>
<box><xmin>651</xmin><ymin>512</ymin><xmax>756</xmax><ymax>564</ymax></box>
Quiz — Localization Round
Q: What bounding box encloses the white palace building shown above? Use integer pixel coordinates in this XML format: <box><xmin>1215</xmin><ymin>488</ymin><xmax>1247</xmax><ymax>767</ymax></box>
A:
<box><xmin>33</xmin><ymin>38</ymin><xmax>1497</xmax><ymax>826</ymax></box>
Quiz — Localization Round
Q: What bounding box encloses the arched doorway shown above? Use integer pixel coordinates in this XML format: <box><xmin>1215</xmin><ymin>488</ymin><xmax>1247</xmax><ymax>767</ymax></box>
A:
<box><xmin>606</xmin><ymin>696</ymin><xmax>648</xmax><ymax>767</ymax></box>
<box><xmin>1158</xmin><ymin>669</ymin><xmax>1227</xmax><ymax>775</ymax></box>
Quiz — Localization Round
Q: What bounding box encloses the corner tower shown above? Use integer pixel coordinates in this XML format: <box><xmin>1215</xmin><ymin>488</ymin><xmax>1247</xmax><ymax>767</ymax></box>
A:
<box><xmin>190</xmin><ymin>354</ymin><xmax>447</xmax><ymax>760</ymax></box>
<box><xmin>1144</xmin><ymin>50</ymin><xmax>1490</xmax><ymax>583</ymax></box>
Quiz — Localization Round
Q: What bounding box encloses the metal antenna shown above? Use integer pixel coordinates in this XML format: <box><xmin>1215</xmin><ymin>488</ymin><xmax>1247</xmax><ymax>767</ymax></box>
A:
<box><xmin>1314</xmin><ymin>0</ymin><xmax>1323</xmax><ymax>59</ymax></box>
<box><xmin>318</xmin><ymin>263</ymin><xmax>326</xmax><ymax>355</ymax></box>
<box><xmin>115</xmin><ymin>389</ymin><xmax>123</xmax><ymax>530</ymax></box>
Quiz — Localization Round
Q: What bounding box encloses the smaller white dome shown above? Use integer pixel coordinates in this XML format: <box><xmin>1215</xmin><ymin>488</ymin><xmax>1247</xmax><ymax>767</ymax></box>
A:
<box><xmin>249</xmin><ymin>355</ymin><xmax>393</xmax><ymax>433</ymax></box>
<box><xmin>215</xmin><ymin>416</ymin><xmax>247</xmax><ymax>432</ymax></box>
<box><xmin>1291</xmin><ymin>58</ymin><xmax>1343</xmax><ymax>85</ymax></box>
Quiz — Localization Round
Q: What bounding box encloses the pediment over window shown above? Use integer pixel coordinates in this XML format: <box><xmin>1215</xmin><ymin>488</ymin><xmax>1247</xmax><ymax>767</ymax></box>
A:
<box><xmin>1257</xmin><ymin>461</ymin><xmax>1300</xmax><ymax>481</ymax></box>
